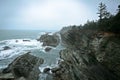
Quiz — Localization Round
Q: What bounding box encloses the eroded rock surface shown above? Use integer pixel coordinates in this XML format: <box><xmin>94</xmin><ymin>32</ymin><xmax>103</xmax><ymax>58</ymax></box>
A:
<box><xmin>52</xmin><ymin>28</ymin><xmax>120</xmax><ymax>80</ymax></box>
<box><xmin>37</xmin><ymin>33</ymin><xmax>60</xmax><ymax>47</ymax></box>
<box><xmin>1</xmin><ymin>52</ymin><xmax>44</xmax><ymax>80</ymax></box>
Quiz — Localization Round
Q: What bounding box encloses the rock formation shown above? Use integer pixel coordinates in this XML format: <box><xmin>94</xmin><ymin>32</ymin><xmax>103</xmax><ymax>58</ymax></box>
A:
<box><xmin>37</xmin><ymin>33</ymin><xmax>60</xmax><ymax>47</ymax></box>
<box><xmin>3</xmin><ymin>46</ymin><xmax>11</xmax><ymax>50</ymax></box>
<box><xmin>1</xmin><ymin>27</ymin><xmax>120</xmax><ymax>80</ymax></box>
<box><xmin>52</xmin><ymin>28</ymin><xmax>120</xmax><ymax>80</ymax></box>
<box><xmin>45</xmin><ymin>47</ymin><xmax>52</xmax><ymax>52</ymax></box>
<box><xmin>1</xmin><ymin>52</ymin><xmax>44</xmax><ymax>80</ymax></box>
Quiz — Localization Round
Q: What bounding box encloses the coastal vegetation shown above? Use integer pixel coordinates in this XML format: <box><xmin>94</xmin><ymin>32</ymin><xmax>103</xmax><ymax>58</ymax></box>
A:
<box><xmin>64</xmin><ymin>3</ymin><xmax>120</xmax><ymax>33</ymax></box>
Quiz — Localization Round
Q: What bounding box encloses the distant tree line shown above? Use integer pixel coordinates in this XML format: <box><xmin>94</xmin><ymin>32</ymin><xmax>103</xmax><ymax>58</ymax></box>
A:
<box><xmin>66</xmin><ymin>3</ymin><xmax>120</xmax><ymax>33</ymax></box>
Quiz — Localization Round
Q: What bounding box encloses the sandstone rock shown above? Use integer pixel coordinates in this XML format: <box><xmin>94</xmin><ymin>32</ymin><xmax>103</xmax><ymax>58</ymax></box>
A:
<box><xmin>2</xmin><ymin>52</ymin><xmax>44</xmax><ymax>80</ymax></box>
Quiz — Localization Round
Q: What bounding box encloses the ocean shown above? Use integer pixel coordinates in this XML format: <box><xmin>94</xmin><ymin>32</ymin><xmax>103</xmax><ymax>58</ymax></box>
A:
<box><xmin>0</xmin><ymin>30</ymin><xmax>62</xmax><ymax>80</ymax></box>
<box><xmin>0</xmin><ymin>30</ymin><xmax>50</xmax><ymax>41</ymax></box>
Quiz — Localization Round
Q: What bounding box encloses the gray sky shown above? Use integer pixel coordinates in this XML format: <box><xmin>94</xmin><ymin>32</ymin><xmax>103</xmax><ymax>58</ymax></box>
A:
<box><xmin>0</xmin><ymin>0</ymin><xmax>119</xmax><ymax>30</ymax></box>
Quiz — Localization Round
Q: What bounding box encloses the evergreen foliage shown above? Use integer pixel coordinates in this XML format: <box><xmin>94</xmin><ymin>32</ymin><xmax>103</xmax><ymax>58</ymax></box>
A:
<box><xmin>63</xmin><ymin>3</ymin><xmax>120</xmax><ymax>34</ymax></box>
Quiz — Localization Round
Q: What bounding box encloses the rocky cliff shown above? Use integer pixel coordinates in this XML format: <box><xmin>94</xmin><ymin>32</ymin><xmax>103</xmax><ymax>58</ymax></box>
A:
<box><xmin>52</xmin><ymin>28</ymin><xmax>120</xmax><ymax>80</ymax></box>
<box><xmin>1</xmin><ymin>28</ymin><xmax>119</xmax><ymax>80</ymax></box>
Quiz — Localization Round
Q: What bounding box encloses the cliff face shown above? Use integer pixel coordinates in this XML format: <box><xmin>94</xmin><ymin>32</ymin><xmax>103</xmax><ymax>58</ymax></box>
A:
<box><xmin>52</xmin><ymin>28</ymin><xmax>120</xmax><ymax>80</ymax></box>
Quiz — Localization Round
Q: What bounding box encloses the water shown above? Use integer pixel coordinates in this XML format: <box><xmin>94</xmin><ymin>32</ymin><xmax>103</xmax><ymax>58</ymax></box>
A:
<box><xmin>0</xmin><ymin>30</ymin><xmax>43</xmax><ymax>41</ymax></box>
<box><xmin>0</xmin><ymin>30</ymin><xmax>63</xmax><ymax>80</ymax></box>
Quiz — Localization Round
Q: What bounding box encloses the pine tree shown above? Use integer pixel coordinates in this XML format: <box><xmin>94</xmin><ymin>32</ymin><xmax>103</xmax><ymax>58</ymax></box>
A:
<box><xmin>118</xmin><ymin>5</ymin><xmax>120</xmax><ymax>11</ymax></box>
<box><xmin>97</xmin><ymin>2</ymin><xmax>110</xmax><ymax>20</ymax></box>
<box><xmin>118</xmin><ymin>5</ymin><xmax>120</xmax><ymax>14</ymax></box>
<box><xmin>97</xmin><ymin>2</ymin><xmax>110</xmax><ymax>31</ymax></box>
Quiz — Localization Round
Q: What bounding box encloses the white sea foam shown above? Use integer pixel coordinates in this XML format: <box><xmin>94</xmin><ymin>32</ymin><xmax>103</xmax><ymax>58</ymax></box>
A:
<box><xmin>0</xmin><ymin>49</ymin><xmax>15</xmax><ymax>59</ymax></box>
<box><xmin>0</xmin><ymin>39</ymin><xmax>43</xmax><ymax>60</ymax></box>
<box><xmin>39</xmin><ymin>58</ymin><xmax>59</xmax><ymax>73</ymax></box>
<box><xmin>6</xmin><ymin>39</ymin><xmax>40</xmax><ymax>46</ymax></box>
<box><xmin>48</xmin><ymin>32</ymin><xmax>54</xmax><ymax>35</ymax></box>
<box><xmin>0</xmin><ymin>65</ymin><xmax>7</xmax><ymax>69</ymax></box>
<box><xmin>0</xmin><ymin>47</ymin><xmax>23</xmax><ymax>60</ymax></box>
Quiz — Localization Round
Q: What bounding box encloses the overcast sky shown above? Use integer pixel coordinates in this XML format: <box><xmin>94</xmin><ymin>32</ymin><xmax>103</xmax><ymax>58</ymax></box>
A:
<box><xmin>0</xmin><ymin>0</ymin><xmax>119</xmax><ymax>30</ymax></box>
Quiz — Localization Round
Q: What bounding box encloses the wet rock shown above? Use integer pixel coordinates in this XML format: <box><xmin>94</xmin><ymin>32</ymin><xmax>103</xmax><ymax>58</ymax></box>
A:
<box><xmin>2</xmin><ymin>67</ymin><xmax>11</xmax><ymax>74</ymax></box>
<box><xmin>43</xmin><ymin>68</ymin><xmax>50</xmax><ymax>73</ymax></box>
<box><xmin>37</xmin><ymin>33</ymin><xmax>60</xmax><ymax>47</ymax></box>
<box><xmin>2</xmin><ymin>52</ymin><xmax>44</xmax><ymax>80</ymax></box>
<box><xmin>45</xmin><ymin>47</ymin><xmax>52</xmax><ymax>52</ymax></box>
<box><xmin>3</xmin><ymin>46</ymin><xmax>11</xmax><ymax>50</ymax></box>
<box><xmin>23</xmin><ymin>40</ymin><xmax>30</xmax><ymax>42</ymax></box>
<box><xmin>16</xmin><ymin>40</ymin><xmax>18</xmax><ymax>43</ymax></box>
<box><xmin>51</xmin><ymin>67</ymin><xmax>61</xmax><ymax>73</ymax></box>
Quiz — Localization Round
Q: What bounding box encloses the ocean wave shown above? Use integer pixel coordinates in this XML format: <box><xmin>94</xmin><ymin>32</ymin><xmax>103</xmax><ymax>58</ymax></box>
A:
<box><xmin>0</xmin><ymin>39</ymin><xmax>43</xmax><ymax>61</ymax></box>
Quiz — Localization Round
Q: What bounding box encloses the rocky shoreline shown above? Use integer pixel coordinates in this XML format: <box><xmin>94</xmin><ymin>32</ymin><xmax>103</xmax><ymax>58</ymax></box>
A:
<box><xmin>51</xmin><ymin>28</ymin><xmax>120</xmax><ymax>80</ymax></box>
<box><xmin>0</xmin><ymin>27</ymin><xmax>120</xmax><ymax>80</ymax></box>
<box><xmin>0</xmin><ymin>52</ymin><xmax>44</xmax><ymax>80</ymax></box>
